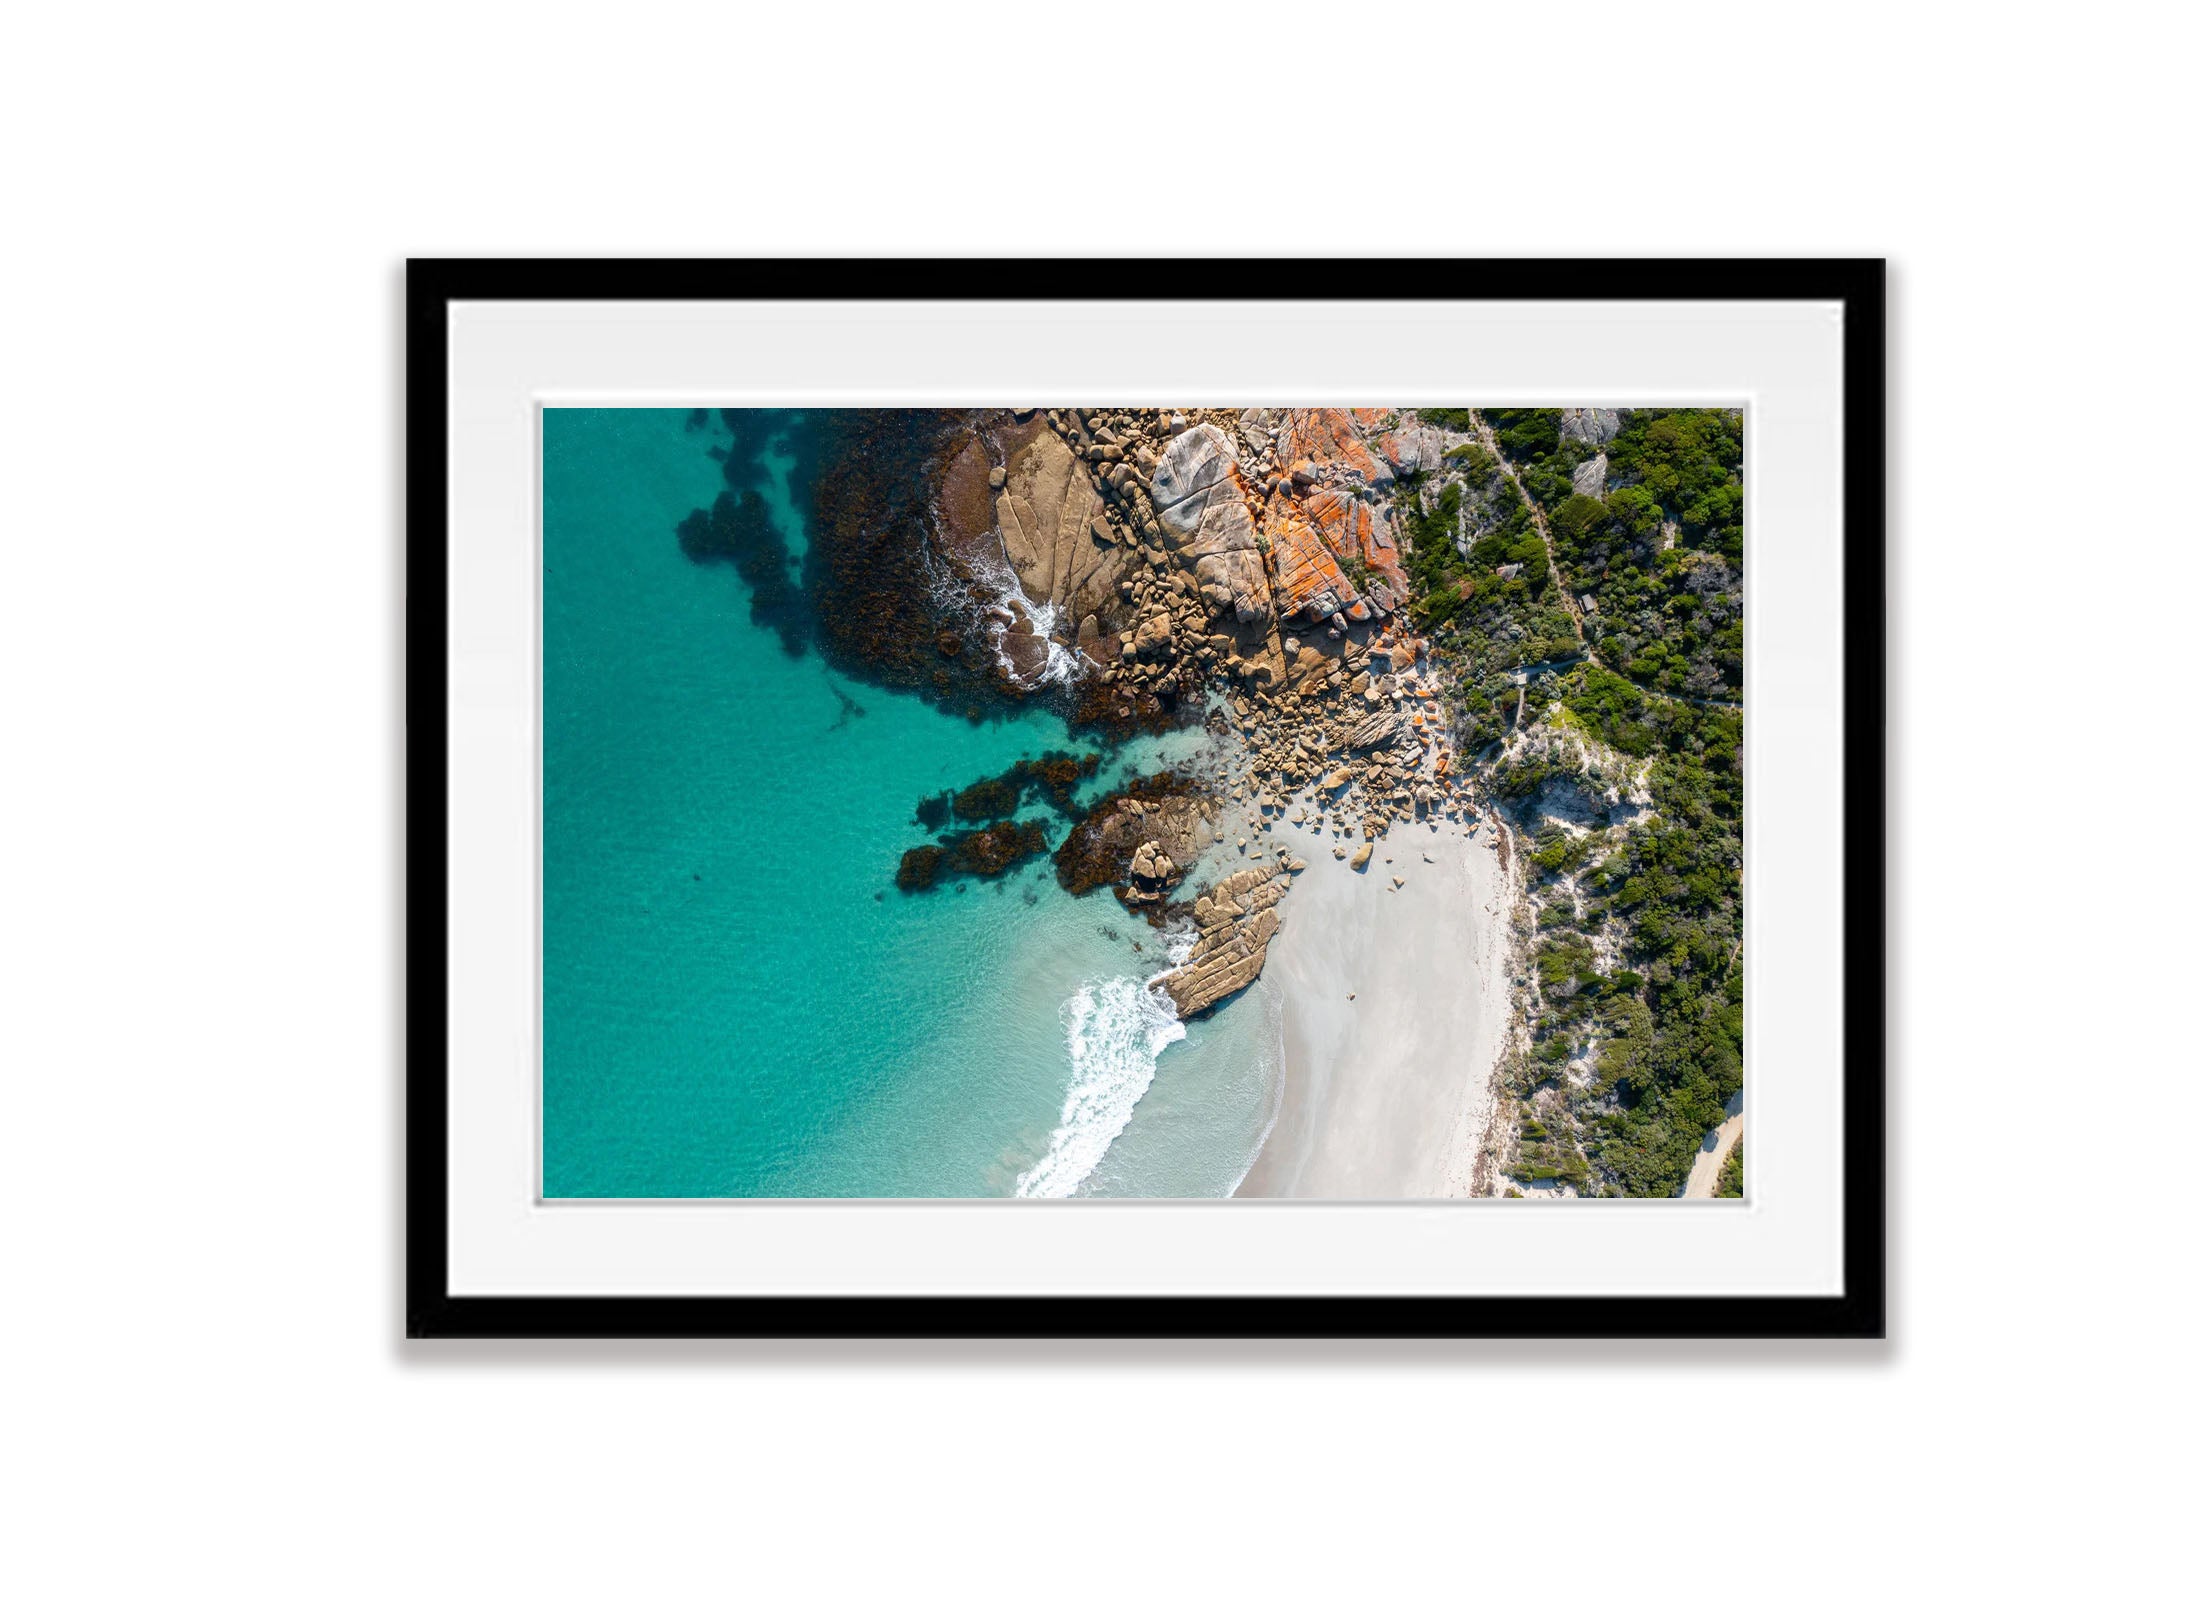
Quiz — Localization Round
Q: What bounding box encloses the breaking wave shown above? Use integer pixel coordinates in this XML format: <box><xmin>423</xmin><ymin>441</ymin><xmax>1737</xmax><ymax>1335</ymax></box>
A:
<box><xmin>1014</xmin><ymin>977</ymin><xmax>1186</xmax><ymax>1198</ymax></box>
<box><xmin>1016</xmin><ymin>595</ymin><xmax>1085</xmax><ymax>688</ymax></box>
<box><xmin>952</xmin><ymin>543</ymin><xmax>1088</xmax><ymax>692</ymax></box>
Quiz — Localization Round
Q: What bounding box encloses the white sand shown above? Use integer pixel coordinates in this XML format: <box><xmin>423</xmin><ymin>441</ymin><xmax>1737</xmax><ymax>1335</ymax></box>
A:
<box><xmin>1235</xmin><ymin>810</ymin><xmax>1515</xmax><ymax>1198</ymax></box>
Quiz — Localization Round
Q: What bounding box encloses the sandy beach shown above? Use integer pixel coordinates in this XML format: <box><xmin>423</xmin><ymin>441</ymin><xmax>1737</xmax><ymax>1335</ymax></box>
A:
<box><xmin>1235</xmin><ymin>808</ymin><xmax>1515</xmax><ymax>1198</ymax></box>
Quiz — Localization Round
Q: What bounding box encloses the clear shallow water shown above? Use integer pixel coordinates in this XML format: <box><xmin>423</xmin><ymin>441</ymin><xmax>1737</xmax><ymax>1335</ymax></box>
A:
<box><xmin>543</xmin><ymin>408</ymin><xmax>1278</xmax><ymax>1197</ymax></box>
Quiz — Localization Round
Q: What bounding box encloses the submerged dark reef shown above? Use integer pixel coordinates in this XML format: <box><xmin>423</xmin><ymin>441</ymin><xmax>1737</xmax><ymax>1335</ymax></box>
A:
<box><xmin>917</xmin><ymin>750</ymin><xmax>1102</xmax><ymax>829</ymax></box>
<box><xmin>677</xmin><ymin>408</ymin><xmax>1032</xmax><ymax>720</ymax></box>
<box><xmin>900</xmin><ymin>751</ymin><xmax>1103</xmax><ymax>893</ymax></box>
<box><xmin>894</xmin><ymin>820</ymin><xmax>1052</xmax><ymax>893</ymax></box>
<box><xmin>675</xmin><ymin>488</ymin><xmax>809</xmax><ymax>655</ymax></box>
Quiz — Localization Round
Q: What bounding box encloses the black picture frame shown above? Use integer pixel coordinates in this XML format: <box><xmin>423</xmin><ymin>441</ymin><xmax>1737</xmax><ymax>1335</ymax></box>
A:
<box><xmin>406</xmin><ymin>258</ymin><xmax>1885</xmax><ymax>1339</ymax></box>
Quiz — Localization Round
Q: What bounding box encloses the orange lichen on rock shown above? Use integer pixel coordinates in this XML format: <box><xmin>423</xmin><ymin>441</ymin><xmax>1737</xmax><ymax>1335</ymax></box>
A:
<box><xmin>1276</xmin><ymin>408</ymin><xmax>1391</xmax><ymax>487</ymax></box>
<box><xmin>1303</xmin><ymin>487</ymin><xmax>1406</xmax><ymax>594</ymax></box>
<box><xmin>1263</xmin><ymin>494</ymin><xmax>1358</xmax><ymax>622</ymax></box>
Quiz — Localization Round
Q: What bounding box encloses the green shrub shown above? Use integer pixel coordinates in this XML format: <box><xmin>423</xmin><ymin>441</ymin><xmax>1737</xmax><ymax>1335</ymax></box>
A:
<box><xmin>1715</xmin><ymin>1138</ymin><xmax>1744</xmax><ymax>1198</ymax></box>
<box><xmin>1483</xmin><ymin>408</ymin><xmax>1563</xmax><ymax>462</ymax></box>
<box><xmin>1444</xmin><ymin>441</ymin><xmax>1496</xmax><ymax>486</ymax></box>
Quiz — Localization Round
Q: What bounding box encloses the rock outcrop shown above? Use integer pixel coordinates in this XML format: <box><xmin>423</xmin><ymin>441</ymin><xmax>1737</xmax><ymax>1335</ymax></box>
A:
<box><xmin>1263</xmin><ymin>494</ymin><xmax>1361</xmax><ymax>625</ymax></box>
<box><xmin>1251</xmin><ymin>410</ymin><xmax>1410</xmax><ymax>616</ymax></box>
<box><xmin>987</xmin><ymin>420</ymin><xmax>1130</xmax><ymax>629</ymax></box>
<box><xmin>1124</xmin><ymin>839</ymin><xmax>1179</xmax><ymax>907</ymax></box>
<box><xmin>995</xmin><ymin>613</ymin><xmax>1052</xmax><ymax>683</ymax></box>
<box><xmin>1147</xmin><ymin>423</ymin><xmax>1271</xmax><ymax>626</ymax></box>
<box><xmin>934</xmin><ymin>416</ymin><xmax>1143</xmax><ymax>691</ymax></box>
<box><xmin>1372</xmin><ymin>422</ymin><xmax>1448</xmax><ymax>478</ymax></box>
<box><xmin>1159</xmin><ymin>863</ymin><xmax>1288</xmax><ymax>1017</ymax></box>
<box><xmin>1302</xmin><ymin>485</ymin><xmax>1403</xmax><ymax>603</ymax></box>
<box><xmin>1343</xmin><ymin>709</ymin><xmax>1403</xmax><ymax>749</ymax></box>
<box><xmin>1560</xmin><ymin>408</ymin><xmax>1626</xmax><ymax>448</ymax></box>
<box><xmin>918</xmin><ymin>406</ymin><xmax>1473</xmax><ymax>908</ymax></box>
<box><xmin>1276</xmin><ymin>408</ymin><xmax>1393</xmax><ymax>488</ymax></box>
<box><xmin>1053</xmin><ymin>772</ymin><xmax>1218</xmax><ymax>901</ymax></box>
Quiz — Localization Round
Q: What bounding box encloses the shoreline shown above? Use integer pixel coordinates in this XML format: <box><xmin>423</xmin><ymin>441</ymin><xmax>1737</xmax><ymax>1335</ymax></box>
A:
<box><xmin>1233</xmin><ymin>806</ymin><xmax>1514</xmax><ymax>1198</ymax></box>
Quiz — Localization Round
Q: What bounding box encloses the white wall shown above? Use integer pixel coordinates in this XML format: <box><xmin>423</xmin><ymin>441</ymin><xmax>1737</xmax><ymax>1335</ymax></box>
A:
<box><xmin>3</xmin><ymin>3</ymin><xmax>2188</xmax><ymax>1595</ymax></box>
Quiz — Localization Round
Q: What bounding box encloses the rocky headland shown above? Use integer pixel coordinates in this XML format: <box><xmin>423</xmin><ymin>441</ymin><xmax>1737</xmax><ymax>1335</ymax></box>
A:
<box><xmin>678</xmin><ymin>403</ymin><xmax>1742</xmax><ymax>1197</ymax></box>
<box><xmin>841</xmin><ymin>404</ymin><xmax>1496</xmax><ymax>1017</ymax></box>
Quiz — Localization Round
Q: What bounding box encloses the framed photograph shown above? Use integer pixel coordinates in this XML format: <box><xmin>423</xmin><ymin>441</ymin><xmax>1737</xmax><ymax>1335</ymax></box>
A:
<box><xmin>408</xmin><ymin>259</ymin><xmax>1884</xmax><ymax>1337</ymax></box>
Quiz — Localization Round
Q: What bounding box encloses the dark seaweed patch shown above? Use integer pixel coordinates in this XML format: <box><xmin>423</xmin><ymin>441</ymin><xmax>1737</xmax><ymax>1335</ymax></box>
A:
<box><xmin>895</xmin><ymin>820</ymin><xmax>1051</xmax><ymax>893</ymax></box>
<box><xmin>677</xmin><ymin>488</ymin><xmax>809</xmax><ymax>656</ymax></box>
<box><xmin>932</xmin><ymin>750</ymin><xmax>1105</xmax><ymax>829</ymax></box>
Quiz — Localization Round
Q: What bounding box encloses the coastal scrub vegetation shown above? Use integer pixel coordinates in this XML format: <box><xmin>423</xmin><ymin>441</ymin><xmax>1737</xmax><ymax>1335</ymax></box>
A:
<box><xmin>1415</xmin><ymin>407</ymin><xmax>1479</xmax><ymax>433</ymax></box>
<box><xmin>1507</xmin><ymin>408</ymin><xmax>1745</xmax><ymax>699</ymax></box>
<box><xmin>1395</xmin><ymin>468</ymin><xmax>1582</xmax><ymax>749</ymax></box>
<box><xmin>1380</xmin><ymin>412</ymin><xmax>1744</xmax><ymax>1199</ymax></box>
<box><xmin>1715</xmin><ymin>1138</ymin><xmax>1744</xmax><ymax>1199</ymax></box>
<box><xmin>1605</xmin><ymin>409</ymin><xmax>1744</xmax><ymax>563</ymax></box>
<box><xmin>1507</xmin><ymin>663</ymin><xmax>1742</xmax><ymax>1195</ymax></box>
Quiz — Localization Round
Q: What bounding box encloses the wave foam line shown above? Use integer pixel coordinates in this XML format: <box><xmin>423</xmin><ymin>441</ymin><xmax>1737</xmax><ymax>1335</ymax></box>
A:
<box><xmin>1014</xmin><ymin>977</ymin><xmax>1185</xmax><ymax>1198</ymax></box>
<box><xmin>956</xmin><ymin>543</ymin><xmax>1089</xmax><ymax>692</ymax></box>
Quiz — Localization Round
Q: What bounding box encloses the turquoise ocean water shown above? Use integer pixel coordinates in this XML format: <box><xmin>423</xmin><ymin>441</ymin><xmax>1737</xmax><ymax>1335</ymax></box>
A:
<box><xmin>543</xmin><ymin>408</ymin><xmax>1280</xmax><ymax>1197</ymax></box>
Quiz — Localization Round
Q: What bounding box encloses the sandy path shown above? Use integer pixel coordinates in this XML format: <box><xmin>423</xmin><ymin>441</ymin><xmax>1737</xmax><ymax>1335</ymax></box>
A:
<box><xmin>1235</xmin><ymin>811</ymin><xmax>1511</xmax><ymax>1198</ymax></box>
<box><xmin>1682</xmin><ymin>1092</ymin><xmax>1746</xmax><ymax>1199</ymax></box>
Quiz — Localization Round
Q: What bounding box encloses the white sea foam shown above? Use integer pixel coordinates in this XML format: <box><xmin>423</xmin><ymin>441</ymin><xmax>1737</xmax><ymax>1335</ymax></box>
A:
<box><xmin>917</xmin><ymin>542</ymin><xmax>972</xmax><ymax>623</ymax></box>
<box><xmin>1023</xmin><ymin>596</ymin><xmax>1085</xmax><ymax>687</ymax></box>
<box><xmin>955</xmin><ymin>545</ymin><xmax>1089</xmax><ymax>692</ymax></box>
<box><xmin>1014</xmin><ymin>977</ymin><xmax>1186</xmax><ymax>1198</ymax></box>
